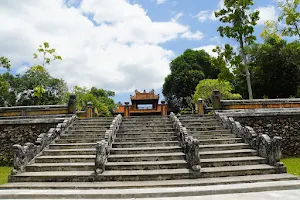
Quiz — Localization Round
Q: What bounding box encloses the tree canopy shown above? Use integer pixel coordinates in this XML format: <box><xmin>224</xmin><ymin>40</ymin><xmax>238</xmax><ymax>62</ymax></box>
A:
<box><xmin>162</xmin><ymin>49</ymin><xmax>220</xmax><ymax>110</ymax></box>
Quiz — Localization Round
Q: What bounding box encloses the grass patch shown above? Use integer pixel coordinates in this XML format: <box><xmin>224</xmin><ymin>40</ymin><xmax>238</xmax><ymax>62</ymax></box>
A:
<box><xmin>281</xmin><ymin>158</ymin><xmax>300</xmax><ymax>176</ymax></box>
<box><xmin>0</xmin><ymin>167</ymin><xmax>12</xmax><ymax>184</ymax></box>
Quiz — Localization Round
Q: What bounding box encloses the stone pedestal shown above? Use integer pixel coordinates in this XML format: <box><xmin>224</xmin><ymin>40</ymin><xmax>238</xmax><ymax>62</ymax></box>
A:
<box><xmin>212</xmin><ymin>90</ymin><xmax>222</xmax><ymax>110</ymax></box>
<box><xmin>68</xmin><ymin>94</ymin><xmax>76</xmax><ymax>114</ymax></box>
<box><xmin>197</xmin><ymin>99</ymin><xmax>204</xmax><ymax>114</ymax></box>
<box><xmin>124</xmin><ymin>102</ymin><xmax>130</xmax><ymax>117</ymax></box>
<box><xmin>87</xmin><ymin>102</ymin><xmax>93</xmax><ymax>118</ymax></box>
<box><xmin>161</xmin><ymin>101</ymin><xmax>167</xmax><ymax>116</ymax></box>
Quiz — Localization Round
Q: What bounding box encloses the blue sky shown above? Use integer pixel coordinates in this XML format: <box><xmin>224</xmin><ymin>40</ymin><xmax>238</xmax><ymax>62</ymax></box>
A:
<box><xmin>0</xmin><ymin>0</ymin><xmax>281</xmax><ymax>103</ymax></box>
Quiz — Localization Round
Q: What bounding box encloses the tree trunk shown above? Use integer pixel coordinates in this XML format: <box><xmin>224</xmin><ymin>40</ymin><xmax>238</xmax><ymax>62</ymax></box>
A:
<box><xmin>240</xmin><ymin>39</ymin><xmax>253</xmax><ymax>100</ymax></box>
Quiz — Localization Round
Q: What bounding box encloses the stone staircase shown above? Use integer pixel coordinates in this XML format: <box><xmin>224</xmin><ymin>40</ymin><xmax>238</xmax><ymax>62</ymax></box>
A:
<box><xmin>1</xmin><ymin>115</ymin><xmax>299</xmax><ymax>199</ymax></box>
<box><xmin>178</xmin><ymin>115</ymin><xmax>290</xmax><ymax>178</ymax></box>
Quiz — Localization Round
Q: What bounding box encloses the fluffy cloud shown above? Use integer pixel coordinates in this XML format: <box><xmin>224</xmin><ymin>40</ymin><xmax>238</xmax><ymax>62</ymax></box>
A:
<box><xmin>0</xmin><ymin>0</ymin><xmax>199</xmax><ymax>93</ymax></box>
<box><xmin>256</xmin><ymin>6</ymin><xmax>278</xmax><ymax>25</ymax></box>
<box><xmin>156</xmin><ymin>0</ymin><xmax>166</xmax><ymax>4</ymax></box>
<box><xmin>195</xmin><ymin>10</ymin><xmax>216</xmax><ymax>23</ymax></box>
<box><xmin>194</xmin><ymin>45</ymin><xmax>218</xmax><ymax>57</ymax></box>
<box><xmin>181</xmin><ymin>31</ymin><xmax>204</xmax><ymax>40</ymax></box>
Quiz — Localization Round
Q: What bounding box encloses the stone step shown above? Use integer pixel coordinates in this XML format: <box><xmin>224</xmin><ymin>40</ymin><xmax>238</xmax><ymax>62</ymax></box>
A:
<box><xmin>199</xmin><ymin>143</ymin><xmax>250</xmax><ymax>151</ymax></box>
<box><xmin>71</xmin><ymin>125</ymin><xmax>110</xmax><ymax>129</ymax></box>
<box><xmin>69</xmin><ymin>127</ymin><xmax>108</xmax><ymax>131</ymax></box>
<box><xmin>185</xmin><ymin>126</ymin><xmax>225</xmax><ymax>131</ymax></box>
<box><xmin>77</xmin><ymin>118</ymin><xmax>114</xmax><ymax>121</ymax></box>
<box><xmin>55</xmin><ymin>138</ymin><xmax>102</xmax><ymax>144</ymax></box>
<box><xmin>26</xmin><ymin>160</ymin><xmax>188</xmax><ymax>172</ymax></box>
<box><xmin>122</xmin><ymin>119</ymin><xmax>170</xmax><ymax>122</ymax></box>
<box><xmin>181</xmin><ymin>122</ymin><xmax>221</xmax><ymax>126</ymax></box>
<box><xmin>59</xmin><ymin>134</ymin><xmax>105</xmax><ymax>139</ymax></box>
<box><xmin>198</xmin><ymin>138</ymin><xmax>242</xmax><ymax>145</ymax></box>
<box><xmin>201</xmin><ymin>156</ymin><xmax>266</xmax><ymax>167</ymax></box>
<box><xmin>108</xmin><ymin>152</ymin><xmax>185</xmax><ymax>162</ymax></box>
<box><xmin>105</xmin><ymin>160</ymin><xmax>188</xmax><ymax>170</ymax></box>
<box><xmin>35</xmin><ymin>155</ymin><xmax>96</xmax><ymax>163</ymax></box>
<box><xmin>49</xmin><ymin>143</ymin><xmax>96</xmax><ymax>149</ymax></box>
<box><xmin>116</xmin><ymin>132</ymin><xmax>175</xmax><ymax>138</ymax></box>
<box><xmin>122</xmin><ymin>122</ymin><xmax>172</xmax><ymax>126</ymax></box>
<box><xmin>65</xmin><ymin>130</ymin><xmax>107</xmax><ymax>134</ymax></box>
<box><xmin>110</xmin><ymin>146</ymin><xmax>183</xmax><ymax>154</ymax></box>
<box><xmin>114</xmin><ymin>136</ymin><xmax>178</xmax><ymax>143</ymax></box>
<box><xmin>193</xmin><ymin>134</ymin><xmax>237</xmax><ymax>140</ymax></box>
<box><xmin>200</xmin><ymin>149</ymin><xmax>258</xmax><ymax>159</ymax></box>
<box><xmin>3</xmin><ymin>180</ymin><xmax>300</xmax><ymax>198</ymax></box>
<box><xmin>121</xmin><ymin>124</ymin><xmax>172</xmax><ymax>128</ymax></box>
<box><xmin>119</xmin><ymin>128</ymin><xmax>174</xmax><ymax>132</ymax></box>
<box><xmin>43</xmin><ymin>149</ymin><xmax>96</xmax><ymax>156</ymax></box>
<box><xmin>2</xmin><ymin>174</ymin><xmax>297</xmax><ymax>189</ymax></box>
<box><xmin>179</xmin><ymin>119</ymin><xmax>219</xmax><ymax>123</ymax></box>
<box><xmin>200</xmin><ymin>164</ymin><xmax>278</xmax><ymax>178</ymax></box>
<box><xmin>112</xmin><ymin>141</ymin><xmax>179</xmax><ymax>148</ymax></box>
<box><xmin>9</xmin><ymin>168</ymin><xmax>191</xmax><ymax>182</ymax></box>
<box><xmin>188</xmin><ymin>130</ymin><xmax>231</xmax><ymax>135</ymax></box>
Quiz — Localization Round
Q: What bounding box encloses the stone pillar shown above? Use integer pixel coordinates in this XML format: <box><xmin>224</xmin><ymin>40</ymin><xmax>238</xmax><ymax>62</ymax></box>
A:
<box><xmin>197</xmin><ymin>99</ymin><xmax>204</xmax><ymax>114</ymax></box>
<box><xmin>212</xmin><ymin>90</ymin><xmax>222</xmax><ymax>110</ymax></box>
<box><xmin>87</xmin><ymin>102</ymin><xmax>93</xmax><ymax>118</ymax></box>
<box><xmin>161</xmin><ymin>101</ymin><xmax>167</xmax><ymax>116</ymax></box>
<box><xmin>68</xmin><ymin>94</ymin><xmax>76</xmax><ymax>114</ymax></box>
<box><xmin>124</xmin><ymin>102</ymin><xmax>130</xmax><ymax>117</ymax></box>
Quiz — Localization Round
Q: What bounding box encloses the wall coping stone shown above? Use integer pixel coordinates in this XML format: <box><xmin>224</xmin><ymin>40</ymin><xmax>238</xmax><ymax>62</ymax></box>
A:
<box><xmin>215</xmin><ymin>108</ymin><xmax>300</xmax><ymax>117</ymax></box>
<box><xmin>0</xmin><ymin>105</ymin><xmax>67</xmax><ymax>112</ymax></box>
<box><xmin>0</xmin><ymin>118</ymin><xmax>67</xmax><ymax>125</ymax></box>
<box><xmin>221</xmin><ymin>99</ymin><xmax>300</xmax><ymax>106</ymax></box>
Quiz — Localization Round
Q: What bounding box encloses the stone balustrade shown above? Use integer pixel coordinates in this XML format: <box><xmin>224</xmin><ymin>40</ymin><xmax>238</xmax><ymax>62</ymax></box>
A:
<box><xmin>95</xmin><ymin>114</ymin><xmax>122</xmax><ymax>174</ymax></box>
<box><xmin>169</xmin><ymin>112</ymin><xmax>201</xmax><ymax>172</ymax></box>
<box><xmin>215</xmin><ymin>111</ymin><xmax>286</xmax><ymax>173</ymax></box>
<box><xmin>11</xmin><ymin>115</ymin><xmax>77</xmax><ymax>175</ymax></box>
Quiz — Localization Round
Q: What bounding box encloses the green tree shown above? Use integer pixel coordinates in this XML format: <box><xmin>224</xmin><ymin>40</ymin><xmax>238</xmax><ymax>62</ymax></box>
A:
<box><xmin>0</xmin><ymin>56</ymin><xmax>11</xmax><ymax>70</ymax></box>
<box><xmin>245</xmin><ymin>38</ymin><xmax>300</xmax><ymax>98</ymax></box>
<box><xmin>278</xmin><ymin>0</ymin><xmax>300</xmax><ymax>39</ymax></box>
<box><xmin>32</xmin><ymin>42</ymin><xmax>62</xmax><ymax>103</ymax></box>
<box><xmin>215</xmin><ymin>0</ymin><xmax>260</xmax><ymax>99</ymax></box>
<box><xmin>162</xmin><ymin>49</ymin><xmax>220</xmax><ymax>110</ymax></box>
<box><xmin>193</xmin><ymin>79</ymin><xmax>242</xmax><ymax>104</ymax></box>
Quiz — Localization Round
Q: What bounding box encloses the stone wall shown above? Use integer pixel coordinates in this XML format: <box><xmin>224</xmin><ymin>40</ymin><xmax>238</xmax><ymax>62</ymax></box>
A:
<box><xmin>235</xmin><ymin>115</ymin><xmax>300</xmax><ymax>157</ymax></box>
<box><xmin>215</xmin><ymin>108</ymin><xmax>300</xmax><ymax>157</ymax></box>
<box><xmin>0</xmin><ymin>118</ymin><xmax>60</xmax><ymax>165</ymax></box>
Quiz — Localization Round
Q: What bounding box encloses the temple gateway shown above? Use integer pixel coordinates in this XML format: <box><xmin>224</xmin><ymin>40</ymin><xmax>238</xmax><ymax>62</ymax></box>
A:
<box><xmin>115</xmin><ymin>89</ymin><xmax>168</xmax><ymax>116</ymax></box>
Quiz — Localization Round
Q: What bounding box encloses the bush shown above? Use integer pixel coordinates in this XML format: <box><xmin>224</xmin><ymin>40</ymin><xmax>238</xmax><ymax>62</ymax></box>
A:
<box><xmin>193</xmin><ymin>79</ymin><xmax>242</xmax><ymax>103</ymax></box>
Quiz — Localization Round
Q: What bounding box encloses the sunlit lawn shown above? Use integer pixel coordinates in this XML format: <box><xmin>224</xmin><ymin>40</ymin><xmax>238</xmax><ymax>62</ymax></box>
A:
<box><xmin>0</xmin><ymin>167</ymin><xmax>12</xmax><ymax>184</ymax></box>
<box><xmin>281</xmin><ymin>158</ymin><xmax>300</xmax><ymax>176</ymax></box>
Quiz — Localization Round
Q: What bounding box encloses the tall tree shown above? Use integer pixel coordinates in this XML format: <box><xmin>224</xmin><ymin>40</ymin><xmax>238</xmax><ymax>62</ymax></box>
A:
<box><xmin>215</xmin><ymin>0</ymin><xmax>260</xmax><ymax>99</ymax></box>
<box><xmin>163</xmin><ymin>49</ymin><xmax>220</xmax><ymax>110</ymax></box>
<box><xmin>0</xmin><ymin>56</ymin><xmax>11</xmax><ymax>70</ymax></box>
<box><xmin>278</xmin><ymin>0</ymin><xmax>300</xmax><ymax>39</ymax></box>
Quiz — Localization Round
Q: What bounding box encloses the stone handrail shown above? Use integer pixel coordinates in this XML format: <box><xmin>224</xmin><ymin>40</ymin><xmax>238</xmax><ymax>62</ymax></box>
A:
<box><xmin>169</xmin><ymin>112</ymin><xmax>201</xmax><ymax>172</ymax></box>
<box><xmin>11</xmin><ymin>115</ymin><xmax>77</xmax><ymax>175</ymax></box>
<box><xmin>215</xmin><ymin>112</ymin><xmax>286</xmax><ymax>173</ymax></box>
<box><xmin>95</xmin><ymin>114</ymin><xmax>122</xmax><ymax>174</ymax></box>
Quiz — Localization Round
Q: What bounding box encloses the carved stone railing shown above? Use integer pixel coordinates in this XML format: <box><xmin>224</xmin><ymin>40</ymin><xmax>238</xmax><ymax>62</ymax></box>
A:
<box><xmin>215</xmin><ymin>112</ymin><xmax>286</xmax><ymax>173</ymax></box>
<box><xmin>169</xmin><ymin>112</ymin><xmax>201</xmax><ymax>172</ymax></box>
<box><xmin>11</xmin><ymin>115</ymin><xmax>77</xmax><ymax>175</ymax></box>
<box><xmin>95</xmin><ymin>114</ymin><xmax>122</xmax><ymax>174</ymax></box>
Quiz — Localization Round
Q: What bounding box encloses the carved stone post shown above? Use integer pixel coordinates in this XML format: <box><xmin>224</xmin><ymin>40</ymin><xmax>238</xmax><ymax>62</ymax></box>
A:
<box><xmin>68</xmin><ymin>94</ymin><xmax>77</xmax><ymax>114</ymax></box>
<box><xmin>124</xmin><ymin>102</ymin><xmax>130</xmax><ymax>117</ymax></box>
<box><xmin>211</xmin><ymin>90</ymin><xmax>222</xmax><ymax>110</ymax></box>
<box><xmin>161</xmin><ymin>101</ymin><xmax>167</xmax><ymax>116</ymax></box>
<box><xmin>197</xmin><ymin>98</ymin><xmax>204</xmax><ymax>114</ymax></box>
<box><xmin>87</xmin><ymin>102</ymin><xmax>93</xmax><ymax>118</ymax></box>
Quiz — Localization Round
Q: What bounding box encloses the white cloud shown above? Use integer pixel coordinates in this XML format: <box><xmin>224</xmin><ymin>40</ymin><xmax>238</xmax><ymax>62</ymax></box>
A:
<box><xmin>0</xmin><ymin>0</ymin><xmax>199</xmax><ymax>93</ymax></box>
<box><xmin>172</xmin><ymin>12</ymin><xmax>183</xmax><ymax>21</ymax></box>
<box><xmin>195</xmin><ymin>10</ymin><xmax>216</xmax><ymax>23</ymax></box>
<box><xmin>181</xmin><ymin>31</ymin><xmax>204</xmax><ymax>40</ymax></box>
<box><xmin>194</xmin><ymin>45</ymin><xmax>218</xmax><ymax>57</ymax></box>
<box><xmin>256</xmin><ymin>6</ymin><xmax>278</xmax><ymax>25</ymax></box>
<box><xmin>156</xmin><ymin>0</ymin><xmax>166</xmax><ymax>4</ymax></box>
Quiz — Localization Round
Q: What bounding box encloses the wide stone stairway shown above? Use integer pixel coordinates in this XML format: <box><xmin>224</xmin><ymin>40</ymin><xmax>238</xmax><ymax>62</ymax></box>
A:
<box><xmin>1</xmin><ymin>115</ymin><xmax>300</xmax><ymax>199</ymax></box>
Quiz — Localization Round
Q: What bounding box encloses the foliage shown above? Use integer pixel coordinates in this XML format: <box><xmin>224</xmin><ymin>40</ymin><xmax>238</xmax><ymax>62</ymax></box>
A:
<box><xmin>215</xmin><ymin>0</ymin><xmax>260</xmax><ymax>99</ymax></box>
<box><xmin>193</xmin><ymin>79</ymin><xmax>242</xmax><ymax>103</ymax></box>
<box><xmin>72</xmin><ymin>86</ymin><xmax>116</xmax><ymax>117</ymax></box>
<box><xmin>0</xmin><ymin>56</ymin><xmax>11</xmax><ymax>70</ymax></box>
<box><xmin>0</xmin><ymin>167</ymin><xmax>13</xmax><ymax>185</ymax></box>
<box><xmin>0</xmin><ymin>156</ymin><xmax>12</xmax><ymax>166</ymax></box>
<box><xmin>162</xmin><ymin>49</ymin><xmax>220</xmax><ymax>110</ymax></box>
<box><xmin>243</xmin><ymin>38</ymin><xmax>300</xmax><ymax>98</ymax></box>
<box><xmin>281</xmin><ymin>157</ymin><xmax>300</xmax><ymax>176</ymax></box>
<box><xmin>261</xmin><ymin>21</ymin><xmax>282</xmax><ymax>42</ymax></box>
<box><xmin>33</xmin><ymin>42</ymin><xmax>62</xmax><ymax>68</ymax></box>
<box><xmin>278</xmin><ymin>0</ymin><xmax>300</xmax><ymax>39</ymax></box>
